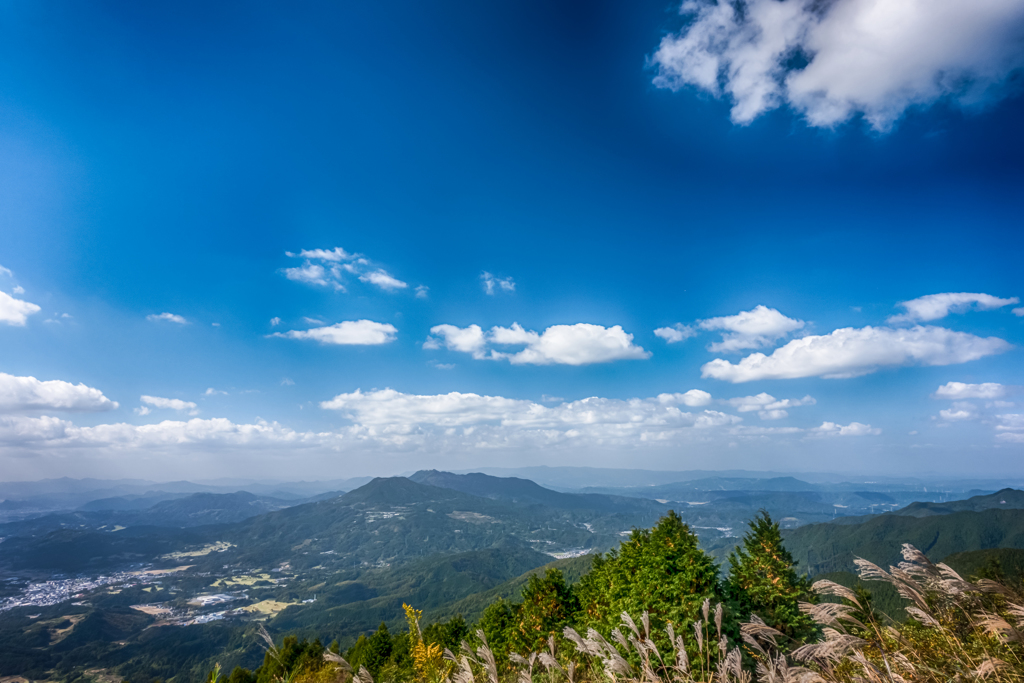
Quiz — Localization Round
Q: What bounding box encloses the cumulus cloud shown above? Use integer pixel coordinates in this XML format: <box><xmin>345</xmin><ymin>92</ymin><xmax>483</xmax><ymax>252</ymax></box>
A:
<box><xmin>811</xmin><ymin>421</ymin><xmax>881</xmax><ymax>437</ymax></box>
<box><xmin>0</xmin><ymin>373</ymin><xmax>118</xmax><ymax>413</ymax></box>
<box><xmin>0</xmin><ymin>290</ymin><xmax>42</xmax><ymax>326</ymax></box>
<box><xmin>0</xmin><ymin>414</ymin><xmax>341</xmax><ymax>450</ymax></box>
<box><xmin>933</xmin><ymin>381</ymin><xmax>1008</xmax><ymax>400</ymax></box>
<box><xmin>359</xmin><ymin>269</ymin><xmax>408</xmax><ymax>291</ymax></box>
<box><xmin>890</xmin><ymin>293</ymin><xmax>1019</xmax><ymax>324</ymax></box>
<box><xmin>147</xmin><ymin>312</ymin><xmax>188</xmax><ymax>324</ymax></box>
<box><xmin>204</xmin><ymin>388</ymin><xmax>228</xmax><ymax>396</ymax></box>
<box><xmin>415</xmin><ymin>285</ymin><xmax>429</xmax><ymax>299</ymax></box>
<box><xmin>939</xmin><ymin>402</ymin><xmax>978</xmax><ymax>421</ymax></box>
<box><xmin>654</xmin><ymin>323</ymin><xmax>697</xmax><ymax>343</ymax></box>
<box><xmin>1014</xmin><ymin>307</ymin><xmax>1024</xmax><ymax>317</ymax></box>
<box><xmin>270</xmin><ymin>317</ymin><xmax>282</xmax><ymax>326</ymax></box>
<box><xmin>425</xmin><ymin>322</ymin><xmax>651</xmax><ymax>366</ymax></box>
<box><xmin>698</xmin><ymin>306</ymin><xmax>804</xmax><ymax>352</ymax></box>
<box><xmin>481</xmin><ymin>272</ymin><xmax>515</xmax><ymax>295</ymax></box>
<box><xmin>321</xmin><ymin>388</ymin><xmax>741</xmax><ymax>446</ymax></box>
<box><xmin>702</xmin><ymin>325</ymin><xmax>1010</xmax><ymax>382</ymax></box>
<box><xmin>652</xmin><ymin>0</ymin><xmax>1024</xmax><ymax>131</ymax></box>
<box><xmin>140</xmin><ymin>395</ymin><xmax>199</xmax><ymax>415</ymax></box>
<box><xmin>424</xmin><ymin>324</ymin><xmax>488</xmax><ymax>357</ymax></box>
<box><xmin>658</xmin><ymin>389</ymin><xmax>713</xmax><ymax>407</ymax></box>
<box><xmin>270</xmin><ymin>320</ymin><xmax>398</xmax><ymax>345</ymax></box>
<box><xmin>13</xmin><ymin>285</ymin><xmax>24</xmax><ymax>295</ymax></box>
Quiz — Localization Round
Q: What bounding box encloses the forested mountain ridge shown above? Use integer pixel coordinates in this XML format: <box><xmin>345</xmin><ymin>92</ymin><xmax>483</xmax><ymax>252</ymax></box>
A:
<box><xmin>783</xmin><ymin>506</ymin><xmax>1024</xmax><ymax>574</ymax></box>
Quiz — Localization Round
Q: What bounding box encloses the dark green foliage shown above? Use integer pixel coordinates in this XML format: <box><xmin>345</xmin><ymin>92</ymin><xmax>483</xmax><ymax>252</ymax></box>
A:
<box><xmin>346</xmin><ymin>623</ymin><xmax>394</xmax><ymax>678</ymax></box>
<box><xmin>725</xmin><ymin>511</ymin><xmax>816</xmax><ymax>645</ymax></box>
<box><xmin>575</xmin><ymin>511</ymin><xmax>722</xmax><ymax>653</ymax></box>
<box><xmin>422</xmin><ymin>614</ymin><xmax>469</xmax><ymax>653</ymax></box>
<box><xmin>256</xmin><ymin>636</ymin><xmax>324</xmax><ymax>683</ymax></box>
<box><xmin>509</xmin><ymin>569</ymin><xmax>579</xmax><ymax>655</ymax></box>
<box><xmin>476</xmin><ymin>598</ymin><xmax>516</xmax><ymax>666</ymax></box>
<box><xmin>227</xmin><ymin>667</ymin><xmax>257</xmax><ymax>683</ymax></box>
<box><xmin>783</xmin><ymin>508</ymin><xmax>1024</xmax><ymax>575</ymax></box>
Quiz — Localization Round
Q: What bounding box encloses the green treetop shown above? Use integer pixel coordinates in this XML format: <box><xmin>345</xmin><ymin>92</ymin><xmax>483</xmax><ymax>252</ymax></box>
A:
<box><xmin>725</xmin><ymin>511</ymin><xmax>817</xmax><ymax>645</ymax></box>
<box><xmin>575</xmin><ymin>510</ymin><xmax>722</xmax><ymax>653</ymax></box>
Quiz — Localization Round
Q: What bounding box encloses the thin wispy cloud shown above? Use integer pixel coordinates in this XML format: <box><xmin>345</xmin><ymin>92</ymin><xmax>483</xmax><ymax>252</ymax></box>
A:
<box><xmin>481</xmin><ymin>272</ymin><xmax>515</xmax><ymax>295</ymax></box>
<box><xmin>282</xmin><ymin>247</ymin><xmax>416</xmax><ymax>294</ymax></box>
<box><xmin>889</xmin><ymin>292</ymin><xmax>1019</xmax><ymax>324</ymax></box>
<box><xmin>270</xmin><ymin>320</ymin><xmax>398</xmax><ymax>345</ymax></box>
<box><xmin>146</xmin><ymin>312</ymin><xmax>188</xmax><ymax>324</ymax></box>
<box><xmin>140</xmin><ymin>395</ymin><xmax>199</xmax><ymax>415</ymax></box>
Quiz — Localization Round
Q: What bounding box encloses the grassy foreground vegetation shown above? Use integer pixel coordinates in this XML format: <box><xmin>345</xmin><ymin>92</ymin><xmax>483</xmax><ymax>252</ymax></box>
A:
<box><xmin>205</xmin><ymin>511</ymin><xmax>1024</xmax><ymax>683</ymax></box>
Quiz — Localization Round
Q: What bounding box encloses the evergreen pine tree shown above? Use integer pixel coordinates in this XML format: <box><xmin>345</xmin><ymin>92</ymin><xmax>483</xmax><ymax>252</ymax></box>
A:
<box><xmin>725</xmin><ymin>511</ymin><xmax>817</xmax><ymax>645</ymax></box>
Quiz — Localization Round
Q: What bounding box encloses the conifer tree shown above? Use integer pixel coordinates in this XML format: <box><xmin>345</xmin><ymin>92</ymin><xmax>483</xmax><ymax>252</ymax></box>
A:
<box><xmin>576</xmin><ymin>510</ymin><xmax>722</xmax><ymax>655</ymax></box>
<box><xmin>725</xmin><ymin>511</ymin><xmax>817</xmax><ymax>645</ymax></box>
<box><xmin>510</xmin><ymin>568</ymin><xmax>579</xmax><ymax>655</ymax></box>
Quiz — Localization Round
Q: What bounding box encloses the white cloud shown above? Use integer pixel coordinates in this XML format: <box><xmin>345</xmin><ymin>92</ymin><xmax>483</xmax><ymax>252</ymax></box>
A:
<box><xmin>425</xmin><ymin>322</ymin><xmax>650</xmax><ymax>366</ymax></box>
<box><xmin>270</xmin><ymin>317</ymin><xmax>281</xmax><ymax>326</ymax></box>
<box><xmin>698</xmin><ymin>305</ymin><xmax>804</xmax><ymax>352</ymax></box>
<box><xmin>320</xmin><ymin>389</ymin><xmax>742</xmax><ymax>445</ymax></box>
<box><xmin>281</xmin><ymin>378</ymin><xmax>295</xmax><ymax>386</ymax></box>
<box><xmin>0</xmin><ymin>414</ymin><xmax>341</xmax><ymax>450</ymax></box>
<box><xmin>424</xmin><ymin>324</ymin><xmax>488</xmax><ymax>357</ymax></box>
<box><xmin>889</xmin><ymin>292</ymin><xmax>1019</xmax><ymax>324</ymax></box>
<box><xmin>0</xmin><ymin>265</ymin><xmax>11</xmax><ymax>277</ymax></box>
<box><xmin>481</xmin><ymin>272</ymin><xmax>515</xmax><ymax>295</ymax></box>
<box><xmin>658</xmin><ymin>389</ymin><xmax>713</xmax><ymax>407</ymax></box>
<box><xmin>0</xmin><ymin>373</ymin><xmax>118</xmax><ymax>413</ymax></box>
<box><xmin>702</xmin><ymin>325</ymin><xmax>1010</xmax><ymax>382</ymax></box>
<box><xmin>933</xmin><ymin>381</ymin><xmax>1008</xmax><ymax>400</ymax></box>
<box><xmin>204</xmin><ymin>388</ymin><xmax>228</xmax><ymax>396</ymax></box>
<box><xmin>415</xmin><ymin>285</ymin><xmax>429</xmax><ymax>299</ymax></box>
<box><xmin>654</xmin><ymin>324</ymin><xmax>697</xmax><ymax>343</ymax></box>
<box><xmin>283</xmin><ymin>247</ymin><xmax>416</xmax><ymax>295</ymax></box>
<box><xmin>1014</xmin><ymin>307</ymin><xmax>1024</xmax><ymax>317</ymax></box>
<box><xmin>652</xmin><ymin>0</ymin><xmax>1024</xmax><ymax>131</ymax></box>
<box><xmin>270</xmin><ymin>320</ymin><xmax>398</xmax><ymax>345</ymax></box>
<box><xmin>283</xmin><ymin>263</ymin><xmax>334</xmax><ymax>288</ymax></box>
<box><xmin>811</xmin><ymin>421</ymin><xmax>881</xmax><ymax>437</ymax></box>
<box><xmin>141</xmin><ymin>395</ymin><xmax>199</xmax><ymax>416</ymax></box>
<box><xmin>723</xmin><ymin>392</ymin><xmax>815</xmax><ymax>419</ymax></box>
<box><xmin>359</xmin><ymin>269</ymin><xmax>408</xmax><ymax>291</ymax></box>
<box><xmin>134</xmin><ymin>406</ymin><xmax>151</xmax><ymax>416</ymax></box>
<box><xmin>12</xmin><ymin>285</ymin><xmax>24</xmax><ymax>295</ymax></box>
<box><xmin>939</xmin><ymin>402</ymin><xmax>978</xmax><ymax>421</ymax></box>
<box><xmin>0</xmin><ymin>290</ymin><xmax>42</xmax><ymax>326</ymax></box>
<box><xmin>287</xmin><ymin>247</ymin><xmax>357</xmax><ymax>262</ymax></box>
<box><xmin>995</xmin><ymin>413</ymin><xmax>1024</xmax><ymax>442</ymax></box>
<box><xmin>302</xmin><ymin>317</ymin><xmax>325</xmax><ymax>325</ymax></box>
<box><xmin>147</xmin><ymin>312</ymin><xmax>188</xmax><ymax>324</ymax></box>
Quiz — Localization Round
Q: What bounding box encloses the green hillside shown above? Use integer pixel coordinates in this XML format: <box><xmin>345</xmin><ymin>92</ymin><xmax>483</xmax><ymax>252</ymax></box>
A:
<box><xmin>783</xmin><ymin>507</ymin><xmax>1024</xmax><ymax>575</ymax></box>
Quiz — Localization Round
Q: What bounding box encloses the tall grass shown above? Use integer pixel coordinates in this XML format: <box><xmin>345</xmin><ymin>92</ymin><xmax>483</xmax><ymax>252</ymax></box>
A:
<box><xmin>288</xmin><ymin>544</ymin><xmax>1024</xmax><ymax>683</ymax></box>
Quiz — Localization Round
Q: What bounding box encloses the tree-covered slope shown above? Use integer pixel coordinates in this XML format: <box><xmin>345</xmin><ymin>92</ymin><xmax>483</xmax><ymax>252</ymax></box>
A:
<box><xmin>783</xmin><ymin>507</ymin><xmax>1024</xmax><ymax>575</ymax></box>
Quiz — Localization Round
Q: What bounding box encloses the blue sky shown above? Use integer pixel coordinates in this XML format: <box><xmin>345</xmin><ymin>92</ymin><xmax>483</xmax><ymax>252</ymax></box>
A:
<box><xmin>0</xmin><ymin>0</ymin><xmax>1022</xmax><ymax>481</ymax></box>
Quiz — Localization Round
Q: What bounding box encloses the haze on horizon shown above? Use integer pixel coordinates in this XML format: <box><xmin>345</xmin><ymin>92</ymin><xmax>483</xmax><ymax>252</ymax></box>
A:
<box><xmin>0</xmin><ymin>0</ymin><xmax>1021</xmax><ymax>483</ymax></box>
